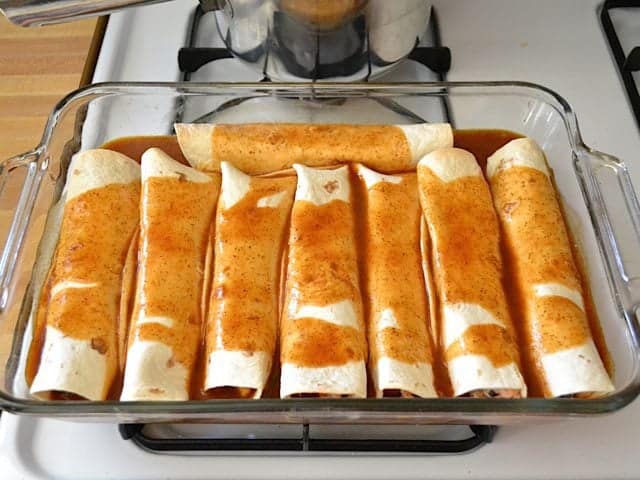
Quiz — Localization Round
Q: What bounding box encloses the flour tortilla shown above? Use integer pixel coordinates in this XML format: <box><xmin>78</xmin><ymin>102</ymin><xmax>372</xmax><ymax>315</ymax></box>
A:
<box><xmin>204</xmin><ymin>162</ymin><xmax>294</xmax><ymax>398</ymax></box>
<box><xmin>487</xmin><ymin>138</ymin><xmax>613</xmax><ymax>398</ymax></box>
<box><xmin>280</xmin><ymin>164</ymin><xmax>367</xmax><ymax>398</ymax></box>
<box><xmin>30</xmin><ymin>149</ymin><xmax>140</xmax><ymax>401</ymax></box>
<box><xmin>174</xmin><ymin>122</ymin><xmax>452</xmax><ymax>174</ymax></box>
<box><xmin>356</xmin><ymin>165</ymin><xmax>437</xmax><ymax>398</ymax></box>
<box><xmin>418</xmin><ymin>147</ymin><xmax>527</xmax><ymax>398</ymax></box>
<box><xmin>120</xmin><ymin>148</ymin><xmax>217</xmax><ymax>401</ymax></box>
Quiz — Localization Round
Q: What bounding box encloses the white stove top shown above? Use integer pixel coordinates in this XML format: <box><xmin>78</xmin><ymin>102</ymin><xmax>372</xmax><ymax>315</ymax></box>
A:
<box><xmin>2</xmin><ymin>0</ymin><xmax>640</xmax><ymax>478</ymax></box>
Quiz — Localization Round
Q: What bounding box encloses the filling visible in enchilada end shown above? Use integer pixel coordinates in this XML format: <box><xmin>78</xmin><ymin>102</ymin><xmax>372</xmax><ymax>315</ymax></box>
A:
<box><xmin>120</xmin><ymin>148</ymin><xmax>220</xmax><ymax>401</ymax></box>
<box><xmin>280</xmin><ymin>164</ymin><xmax>367</xmax><ymax>398</ymax></box>
<box><xmin>487</xmin><ymin>137</ymin><xmax>613</xmax><ymax>398</ymax></box>
<box><xmin>417</xmin><ymin>147</ymin><xmax>527</xmax><ymax>398</ymax></box>
<box><xmin>174</xmin><ymin>122</ymin><xmax>453</xmax><ymax>174</ymax></box>
<box><xmin>204</xmin><ymin>162</ymin><xmax>296</xmax><ymax>399</ymax></box>
<box><xmin>357</xmin><ymin>165</ymin><xmax>437</xmax><ymax>398</ymax></box>
<box><xmin>28</xmin><ymin>149</ymin><xmax>141</xmax><ymax>401</ymax></box>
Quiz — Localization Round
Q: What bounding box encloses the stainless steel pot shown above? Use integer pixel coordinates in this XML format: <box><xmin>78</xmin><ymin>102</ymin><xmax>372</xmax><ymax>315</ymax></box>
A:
<box><xmin>0</xmin><ymin>0</ymin><xmax>431</xmax><ymax>80</ymax></box>
<box><xmin>215</xmin><ymin>0</ymin><xmax>432</xmax><ymax>80</ymax></box>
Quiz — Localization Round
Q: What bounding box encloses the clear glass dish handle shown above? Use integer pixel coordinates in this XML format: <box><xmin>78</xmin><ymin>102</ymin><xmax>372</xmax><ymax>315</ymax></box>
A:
<box><xmin>577</xmin><ymin>148</ymin><xmax>640</xmax><ymax>326</ymax></box>
<box><xmin>0</xmin><ymin>149</ymin><xmax>43</xmax><ymax>312</ymax></box>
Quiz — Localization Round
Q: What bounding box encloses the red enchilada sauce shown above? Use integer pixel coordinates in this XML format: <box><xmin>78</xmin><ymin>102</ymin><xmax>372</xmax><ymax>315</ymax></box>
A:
<box><xmin>203</xmin><ymin>176</ymin><xmax>295</xmax><ymax>399</ymax></box>
<box><xmin>363</xmin><ymin>175</ymin><xmax>435</xmax><ymax>367</ymax></box>
<box><xmin>282</xmin><ymin>198</ymin><xmax>367</xmax><ymax>369</ymax></box>
<box><xmin>211</xmin><ymin>124</ymin><xmax>414</xmax><ymax>174</ymax></box>
<box><xmin>101</xmin><ymin>135</ymin><xmax>188</xmax><ymax>164</ymax></box>
<box><xmin>26</xmin><ymin>182</ymin><xmax>140</xmax><ymax>400</ymax></box>
<box><xmin>208</xmin><ymin>178</ymin><xmax>295</xmax><ymax>353</ymax></box>
<box><xmin>132</xmin><ymin>177</ymin><xmax>216</xmax><ymax>371</ymax></box>
<box><xmin>418</xmin><ymin>161</ymin><xmax>522</xmax><ymax>382</ymax></box>
<box><xmin>27</xmin><ymin>130</ymin><xmax>611</xmax><ymax>400</ymax></box>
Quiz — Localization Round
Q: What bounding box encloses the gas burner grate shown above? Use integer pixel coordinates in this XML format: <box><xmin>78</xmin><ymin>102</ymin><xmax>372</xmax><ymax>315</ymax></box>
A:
<box><xmin>178</xmin><ymin>5</ymin><xmax>451</xmax><ymax>82</ymax></box>
<box><xmin>163</xmin><ymin>5</ymin><xmax>471</xmax><ymax>456</ymax></box>
<box><xmin>175</xmin><ymin>5</ymin><xmax>453</xmax><ymax>126</ymax></box>
<box><xmin>119</xmin><ymin>423</ymin><xmax>497</xmax><ymax>454</ymax></box>
<box><xmin>179</xmin><ymin>47</ymin><xmax>234</xmax><ymax>77</ymax></box>
<box><xmin>601</xmin><ymin>0</ymin><xmax>640</xmax><ymax>129</ymax></box>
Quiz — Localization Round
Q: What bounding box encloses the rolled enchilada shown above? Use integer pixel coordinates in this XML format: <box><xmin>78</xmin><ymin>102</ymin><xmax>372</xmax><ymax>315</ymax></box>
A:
<box><xmin>357</xmin><ymin>165</ymin><xmax>437</xmax><ymax>398</ymax></box>
<box><xmin>204</xmin><ymin>162</ymin><xmax>295</xmax><ymax>398</ymax></box>
<box><xmin>280</xmin><ymin>164</ymin><xmax>367</xmax><ymax>398</ymax></box>
<box><xmin>487</xmin><ymin>138</ymin><xmax>613</xmax><ymax>398</ymax></box>
<box><xmin>29</xmin><ymin>149</ymin><xmax>140</xmax><ymax>401</ymax></box>
<box><xmin>120</xmin><ymin>148</ymin><xmax>219</xmax><ymax>401</ymax></box>
<box><xmin>175</xmin><ymin>122</ymin><xmax>453</xmax><ymax>175</ymax></box>
<box><xmin>417</xmin><ymin>147</ymin><xmax>527</xmax><ymax>398</ymax></box>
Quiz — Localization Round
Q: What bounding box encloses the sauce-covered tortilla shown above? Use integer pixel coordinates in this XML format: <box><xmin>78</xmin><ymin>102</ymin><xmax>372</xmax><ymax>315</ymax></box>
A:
<box><xmin>175</xmin><ymin>122</ymin><xmax>452</xmax><ymax>174</ymax></box>
<box><xmin>29</xmin><ymin>149</ymin><xmax>140</xmax><ymax>401</ymax></box>
<box><xmin>417</xmin><ymin>147</ymin><xmax>526</xmax><ymax>398</ymax></box>
<box><xmin>120</xmin><ymin>148</ymin><xmax>219</xmax><ymax>401</ymax></box>
<box><xmin>280</xmin><ymin>164</ymin><xmax>367</xmax><ymax>398</ymax></box>
<box><xmin>204</xmin><ymin>162</ymin><xmax>295</xmax><ymax>399</ymax></box>
<box><xmin>487</xmin><ymin>138</ymin><xmax>613</xmax><ymax>398</ymax></box>
<box><xmin>357</xmin><ymin>165</ymin><xmax>437</xmax><ymax>398</ymax></box>
<box><xmin>23</xmin><ymin>130</ymin><xmax>614</xmax><ymax>402</ymax></box>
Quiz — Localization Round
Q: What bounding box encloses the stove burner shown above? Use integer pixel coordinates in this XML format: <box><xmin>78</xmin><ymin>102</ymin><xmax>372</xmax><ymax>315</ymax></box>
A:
<box><xmin>119</xmin><ymin>423</ymin><xmax>497</xmax><ymax>454</ymax></box>
<box><xmin>601</xmin><ymin>0</ymin><xmax>640</xmax><ymax>129</ymax></box>
<box><xmin>175</xmin><ymin>5</ymin><xmax>453</xmax><ymax>131</ymax></box>
<box><xmin>138</xmin><ymin>5</ymin><xmax>472</xmax><ymax>456</ymax></box>
<box><xmin>178</xmin><ymin>5</ymin><xmax>451</xmax><ymax>82</ymax></box>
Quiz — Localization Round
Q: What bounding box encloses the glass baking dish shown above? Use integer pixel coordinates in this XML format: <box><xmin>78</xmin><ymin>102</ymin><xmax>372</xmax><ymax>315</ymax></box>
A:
<box><xmin>0</xmin><ymin>81</ymin><xmax>639</xmax><ymax>424</ymax></box>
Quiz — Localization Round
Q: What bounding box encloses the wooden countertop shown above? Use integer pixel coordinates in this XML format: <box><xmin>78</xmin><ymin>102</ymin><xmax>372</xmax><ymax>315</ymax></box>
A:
<box><xmin>0</xmin><ymin>16</ymin><xmax>102</xmax><ymax>370</ymax></box>
<box><xmin>0</xmin><ymin>17</ymin><xmax>98</xmax><ymax>160</ymax></box>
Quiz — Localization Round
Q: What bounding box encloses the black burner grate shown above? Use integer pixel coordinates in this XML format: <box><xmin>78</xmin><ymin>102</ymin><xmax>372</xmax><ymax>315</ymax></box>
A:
<box><xmin>176</xmin><ymin>4</ymin><xmax>453</xmax><ymax>125</ymax></box>
<box><xmin>119</xmin><ymin>423</ymin><xmax>497</xmax><ymax>454</ymax></box>
<box><xmin>601</xmin><ymin>0</ymin><xmax>640</xmax><ymax>129</ymax></box>
<box><xmin>178</xmin><ymin>4</ymin><xmax>451</xmax><ymax>82</ymax></box>
<box><xmin>158</xmin><ymin>7</ymin><xmax>473</xmax><ymax>455</ymax></box>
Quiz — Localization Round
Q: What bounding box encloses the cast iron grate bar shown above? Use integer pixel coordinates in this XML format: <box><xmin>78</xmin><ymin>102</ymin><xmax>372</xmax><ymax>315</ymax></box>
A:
<box><xmin>601</xmin><ymin>0</ymin><xmax>640</xmax><ymax>129</ymax></box>
<box><xmin>118</xmin><ymin>424</ymin><xmax>497</xmax><ymax>454</ymax></box>
<box><xmin>178</xmin><ymin>45</ymin><xmax>451</xmax><ymax>78</ymax></box>
<box><xmin>179</xmin><ymin>47</ymin><xmax>232</xmax><ymax>74</ymax></box>
<box><xmin>408</xmin><ymin>46</ymin><xmax>451</xmax><ymax>74</ymax></box>
<box><xmin>422</xmin><ymin>7</ymin><xmax>454</xmax><ymax>127</ymax></box>
<box><xmin>625</xmin><ymin>47</ymin><xmax>640</xmax><ymax>71</ymax></box>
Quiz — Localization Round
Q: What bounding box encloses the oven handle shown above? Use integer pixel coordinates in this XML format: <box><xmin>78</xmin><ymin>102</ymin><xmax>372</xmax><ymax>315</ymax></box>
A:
<box><xmin>0</xmin><ymin>149</ymin><xmax>43</xmax><ymax>312</ymax></box>
<box><xmin>577</xmin><ymin>147</ymin><xmax>640</xmax><ymax>328</ymax></box>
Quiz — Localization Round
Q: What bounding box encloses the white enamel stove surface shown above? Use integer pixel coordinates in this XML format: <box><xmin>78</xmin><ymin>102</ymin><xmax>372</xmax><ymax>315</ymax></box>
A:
<box><xmin>2</xmin><ymin>0</ymin><xmax>640</xmax><ymax>478</ymax></box>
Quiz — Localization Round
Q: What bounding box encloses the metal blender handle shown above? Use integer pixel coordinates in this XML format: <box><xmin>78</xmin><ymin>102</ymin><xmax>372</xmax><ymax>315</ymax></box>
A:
<box><xmin>0</xmin><ymin>0</ymin><xmax>225</xmax><ymax>27</ymax></box>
